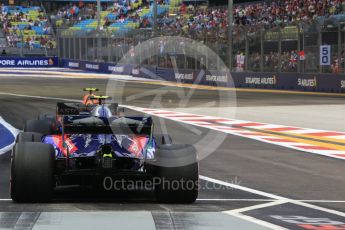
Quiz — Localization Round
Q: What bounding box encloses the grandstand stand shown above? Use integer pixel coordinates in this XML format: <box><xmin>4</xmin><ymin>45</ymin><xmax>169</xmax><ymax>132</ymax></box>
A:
<box><xmin>154</xmin><ymin>0</ymin><xmax>345</xmax><ymax>35</ymax></box>
<box><xmin>0</xmin><ymin>5</ymin><xmax>55</xmax><ymax>52</ymax></box>
<box><xmin>0</xmin><ymin>29</ymin><xmax>7</xmax><ymax>48</ymax></box>
<box><xmin>54</xmin><ymin>0</ymin><xmax>169</xmax><ymax>35</ymax></box>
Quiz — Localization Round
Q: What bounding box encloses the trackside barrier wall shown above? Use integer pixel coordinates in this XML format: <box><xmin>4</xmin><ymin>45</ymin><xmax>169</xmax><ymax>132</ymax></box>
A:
<box><xmin>60</xmin><ymin>59</ymin><xmax>345</xmax><ymax>93</ymax></box>
<box><xmin>0</xmin><ymin>57</ymin><xmax>59</xmax><ymax>68</ymax></box>
<box><xmin>59</xmin><ymin>59</ymin><xmax>133</xmax><ymax>75</ymax></box>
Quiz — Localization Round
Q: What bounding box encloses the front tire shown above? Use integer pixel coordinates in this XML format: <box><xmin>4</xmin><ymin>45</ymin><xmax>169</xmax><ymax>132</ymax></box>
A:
<box><xmin>11</xmin><ymin>142</ymin><xmax>55</xmax><ymax>202</ymax></box>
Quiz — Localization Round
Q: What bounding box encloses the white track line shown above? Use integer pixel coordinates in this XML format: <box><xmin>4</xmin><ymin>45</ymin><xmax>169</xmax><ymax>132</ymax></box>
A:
<box><xmin>200</xmin><ymin>176</ymin><xmax>286</xmax><ymax>201</ymax></box>
<box><xmin>0</xmin><ymin>68</ymin><xmax>122</xmax><ymax>77</ymax></box>
<box><xmin>298</xmin><ymin>200</ymin><xmax>345</xmax><ymax>203</ymax></box>
<box><xmin>0</xmin><ymin>73</ymin><xmax>147</xmax><ymax>81</ymax></box>
<box><xmin>0</xmin><ymin>70</ymin><xmax>159</xmax><ymax>82</ymax></box>
<box><xmin>224</xmin><ymin>200</ymin><xmax>287</xmax><ymax>214</ymax></box>
<box><xmin>0</xmin><ymin>92</ymin><xmax>80</xmax><ymax>102</ymax></box>
<box><xmin>197</xmin><ymin>199</ymin><xmax>345</xmax><ymax>203</ymax></box>
<box><xmin>197</xmin><ymin>199</ymin><xmax>275</xmax><ymax>202</ymax></box>
<box><xmin>229</xmin><ymin>212</ymin><xmax>288</xmax><ymax>230</ymax></box>
<box><xmin>225</xmin><ymin>202</ymin><xmax>289</xmax><ymax>230</ymax></box>
<box><xmin>200</xmin><ymin>175</ymin><xmax>345</xmax><ymax>218</ymax></box>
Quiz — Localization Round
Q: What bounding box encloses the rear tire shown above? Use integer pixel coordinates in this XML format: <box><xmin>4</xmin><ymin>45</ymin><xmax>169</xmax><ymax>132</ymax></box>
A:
<box><xmin>11</xmin><ymin>142</ymin><xmax>55</xmax><ymax>202</ymax></box>
<box><xmin>150</xmin><ymin>144</ymin><xmax>199</xmax><ymax>203</ymax></box>
<box><xmin>24</xmin><ymin>119</ymin><xmax>53</xmax><ymax>135</ymax></box>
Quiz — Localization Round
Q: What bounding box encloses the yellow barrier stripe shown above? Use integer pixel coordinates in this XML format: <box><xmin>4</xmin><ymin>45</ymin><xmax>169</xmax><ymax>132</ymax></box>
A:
<box><xmin>248</xmin><ymin>130</ymin><xmax>345</xmax><ymax>151</ymax></box>
<box><xmin>283</xmin><ymin>133</ymin><xmax>345</xmax><ymax>145</ymax></box>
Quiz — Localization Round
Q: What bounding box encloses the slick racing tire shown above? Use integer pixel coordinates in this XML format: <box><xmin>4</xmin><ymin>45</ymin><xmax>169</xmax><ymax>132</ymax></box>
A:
<box><xmin>24</xmin><ymin>119</ymin><xmax>53</xmax><ymax>135</ymax></box>
<box><xmin>16</xmin><ymin>132</ymin><xmax>43</xmax><ymax>143</ymax></box>
<box><xmin>11</xmin><ymin>142</ymin><xmax>55</xmax><ymax>203</ymax></box>
<box><xmin>151</xmin><ymin>144</ymin><xmax>199</xmax><ymax>204</ymax></box>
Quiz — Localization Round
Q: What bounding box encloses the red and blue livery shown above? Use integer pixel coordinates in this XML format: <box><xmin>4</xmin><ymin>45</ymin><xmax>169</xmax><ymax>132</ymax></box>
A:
<box><xmin>10</xmin><ymin>94</ymin><xmax>199</xmax><ymax>203</ymax></box>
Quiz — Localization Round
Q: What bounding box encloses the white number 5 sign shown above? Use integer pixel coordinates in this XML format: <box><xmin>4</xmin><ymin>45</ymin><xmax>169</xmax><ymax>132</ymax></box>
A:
<box><xmin>320</xmin><ymin>45</ymin><xmax>331</xmax><ymax>66</ymax></box>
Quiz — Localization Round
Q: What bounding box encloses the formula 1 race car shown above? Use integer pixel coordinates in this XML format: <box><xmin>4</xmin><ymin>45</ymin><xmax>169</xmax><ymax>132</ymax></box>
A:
<box><xmin>82</xmin><ymin>88</ymin><xmax>99</xmax><ymax>106</ymax></box>
<box><xmin>11</xmin><ymin>96</ymin><xmax>199</xmax><ymax>203</ymax></box>
<box><xmin>35</xmin><ymin>88</ymin><xmax>109</xmax><ymax>128</ymax></box>
<box><xmin>32</xmin><ymin>94</ymin><xmax>124</xmax><ymax>134</ymax></box>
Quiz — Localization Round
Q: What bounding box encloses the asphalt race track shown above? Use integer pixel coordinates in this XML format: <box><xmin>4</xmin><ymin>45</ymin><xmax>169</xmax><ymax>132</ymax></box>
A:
<box><xmin>0</xmin><ymin>75</ymin><xmax>345</xmax><ymax>229</ymax></box>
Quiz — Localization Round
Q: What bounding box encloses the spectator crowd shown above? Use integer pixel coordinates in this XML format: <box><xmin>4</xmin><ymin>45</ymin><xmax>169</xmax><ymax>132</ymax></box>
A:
<box><xmin>0</xmin><ymin>4</ymin><xmax>55</xmax><ymax>49</ymax></box>
<box><xmin>51</xmin><ymin>0</ymin><xmax>169</xmax><ymax>30</ymax></box>
<box><xmin>155</xmin><ymin>0</ymin><xmax>345</xmax><ymax>38</ymax></box>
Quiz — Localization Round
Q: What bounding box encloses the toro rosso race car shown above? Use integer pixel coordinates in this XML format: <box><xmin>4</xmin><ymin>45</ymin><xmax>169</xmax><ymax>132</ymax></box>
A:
<box><xmin>82</xmin><ymin>87</ymin><xmax>99</xmax><ymax>106</ymax></box>
<box><xmin>11</xmin><ymin>93</ymin><xmax>199</xmax><ymax>203</ymax></box>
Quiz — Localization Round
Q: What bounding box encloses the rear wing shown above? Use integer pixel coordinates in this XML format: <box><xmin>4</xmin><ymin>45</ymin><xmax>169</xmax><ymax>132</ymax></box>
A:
<box><xmin>62</xmin><ymin>115</ymin><xmax>153</xmax><ymax>135</ymax></box>
<box><xmin>83</xmin><ymin>88</ymin><xmax>99</xmax><ymax>94</ymax></box>
<box><xmin>57</xmin><ymin>102</ymin><xmax>88</xmax><ymax>115</ymax></box>
<box><xmin>56</xmin><ymin>102</ymin><xmax>118</xmax><ymax>115</ymax></box>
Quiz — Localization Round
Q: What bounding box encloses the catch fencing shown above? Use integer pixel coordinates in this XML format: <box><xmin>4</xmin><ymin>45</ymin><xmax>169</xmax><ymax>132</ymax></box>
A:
<box><xmin>57</xmin><ymin>21</ymin><xmax>345</xmax><ymax>75</ymax></box>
